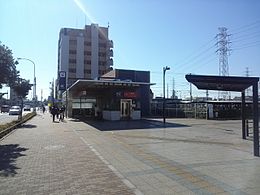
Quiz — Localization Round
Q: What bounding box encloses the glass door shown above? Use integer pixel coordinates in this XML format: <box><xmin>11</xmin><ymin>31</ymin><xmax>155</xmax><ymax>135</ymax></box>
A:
<box><xmin>121</xmin><ymin>99</ymin><xmax>132</xmax><ymax>118</ymax></box>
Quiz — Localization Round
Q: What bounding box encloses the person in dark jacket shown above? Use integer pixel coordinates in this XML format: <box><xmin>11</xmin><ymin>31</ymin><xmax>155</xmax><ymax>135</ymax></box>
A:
<box><xmin>51</xmin><ymin>105</ymin><xmax>58</xmax><ymax>122</ymax></box>
<box><xmin>59</xmin><ymin>105</ymin><xmax>65</xmax><ymax>121</ymax></box>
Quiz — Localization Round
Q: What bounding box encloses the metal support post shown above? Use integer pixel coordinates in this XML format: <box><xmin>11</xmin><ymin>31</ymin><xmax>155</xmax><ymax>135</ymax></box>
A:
<box><xmin>252</xmin><ymin>83</ymin><xmax>259</xmax><ymax>156</ymax></box>
<box><xmin>163</xmin><ymin>66</ymin><xmax>170</xmax><ymax>125</ymax></box>
<box><xmin>241</xmin><ymin>91</ymin><xmax>246</xmax><ymax>139</ymax></box>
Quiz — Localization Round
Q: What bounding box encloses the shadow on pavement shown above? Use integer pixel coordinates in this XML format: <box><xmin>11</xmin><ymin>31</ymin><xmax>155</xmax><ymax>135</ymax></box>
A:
<box><xmin>81</xmin><ymin>119</ymin><xmax>189</xmax><ymax>131</ymax></box>
<box><xmin>0</xmin><ymin>144</ymin><xmax>28</xmax><ymax>177</ymax></box>
<box><xmin>21</xmin><ymin>124</ymin><xmax>37</xmax><ymax>128</ymax></box>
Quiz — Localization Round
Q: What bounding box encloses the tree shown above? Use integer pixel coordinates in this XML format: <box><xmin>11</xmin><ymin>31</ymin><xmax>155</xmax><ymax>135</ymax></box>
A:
<box><xmin>13</xmin><ymin>79</ymin><xmax>32</xmax><ymax>99</ymax></box>
<box><xmin>0</xmin><ymin>42</ymin><xmax>19</xmax><ymax>88</ymax></box>
<box><xmin>12</xmin><ymin>79</ymin><xmax>33</xmax><ymax>119</ymax></box>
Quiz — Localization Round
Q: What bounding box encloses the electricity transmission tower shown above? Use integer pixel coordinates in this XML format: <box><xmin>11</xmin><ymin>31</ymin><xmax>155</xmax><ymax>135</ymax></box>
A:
<box><xmin>216</xmin><ymin>27</ymin><xmax>231</xmax><ymax>100</ymax></box>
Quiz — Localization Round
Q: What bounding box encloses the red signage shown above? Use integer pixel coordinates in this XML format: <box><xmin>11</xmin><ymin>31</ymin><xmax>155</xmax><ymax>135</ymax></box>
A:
<box><xmin>124</xmin><ymin>92</ymin><xmax>137</xmax><ymax>98</ymax></box>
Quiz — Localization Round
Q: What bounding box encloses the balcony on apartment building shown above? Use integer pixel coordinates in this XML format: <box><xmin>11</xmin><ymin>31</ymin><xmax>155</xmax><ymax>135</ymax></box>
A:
<box><xmin>108</xmin><ymin>40</ymin><xmax>113</xmax><ymax>48</ymax></box>
<box><xmin>108</xmin><ymin>58</ymin><xmax>113</xmax><ymax>66</ymax></box>
<box><xmin>108</xmin><ymin>49</ymin><xmax>113</xmax><ymax>57</ymax></box>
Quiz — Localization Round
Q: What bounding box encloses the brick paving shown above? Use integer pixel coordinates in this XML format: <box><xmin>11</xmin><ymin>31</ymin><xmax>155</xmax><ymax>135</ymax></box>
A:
<box><xmin>1</xmin><ymin>113</ymin><xmax>260</xmax><ymax>195</ymax></box>
<box><xmin>0</xmin><ymin>113</ymin><xmax>134</xmax><ymax>195</ymax></box>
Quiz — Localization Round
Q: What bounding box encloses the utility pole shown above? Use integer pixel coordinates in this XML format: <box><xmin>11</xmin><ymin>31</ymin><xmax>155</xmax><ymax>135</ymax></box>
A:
<box><xmin>190</xmin><ymin>82</ymin><xmax>193</xmax><ymax>101</ymax></box>
<box><xmin>216</xmin><ymin>27</ymin><xmax>231</xmax><ymax>100</ymax></box>
<box><xmin>167</xmin><ymin>83</ymin><xmax>169</xmax><ymax>98</ymax></box>
<box><xmin>163</xmin><ymin>66</ymin><xmax>170</xmax><ymax>125</ymax></box>
<box><xmin>172</xmin><ymin>77</ymin><xmax>175</xmax><ymax>99</ymax></box>
<box><xmin>41</xmin><ymin>89</ymin><xmax>43</xmax><ymax>102</ymax></box>
<box><xmin>50</xmin><ymin>79</ymin><xmax>55</xmax><ymax>106</ymax></box>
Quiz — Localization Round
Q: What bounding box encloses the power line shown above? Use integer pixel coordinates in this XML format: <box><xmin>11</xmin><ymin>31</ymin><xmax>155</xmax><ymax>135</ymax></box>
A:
<box><xmin>232</xmin><ymin>31</ymin><xmax>260</xmax><ymax>42</ymax></box>
<box><xmin>177</xmin><ymin>52</ymin><xmax>216</xmax><ymax>73</ymax></box>
<box><xmin>188</xmin><ymin>55</ymin><xmax>216</xmax><ymax>73</ymax></box>
<box><xmin>174</xmin><ymin>44</ymin><xmax>216</xmax><ymax>71</ymax></box>
<box><xmin>231</xmin><ymin>20</ymin><xmax>260</xmax><ymax>35</ymax></box>
<box><xmin>173</xmin><ymin>38</ymin><xmax>215</xmax><ymax>69</ymax></box>
<box><xmin>233</xmin><ymin>40</ymin><xmax>260</xmax><ymax>50</ymax></box>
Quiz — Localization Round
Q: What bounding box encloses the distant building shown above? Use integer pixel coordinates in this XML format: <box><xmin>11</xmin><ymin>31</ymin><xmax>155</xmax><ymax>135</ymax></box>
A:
<box><xmin>57</xmin><ymin>24</ymin><xmax>113</xmax><ymax>90</ymax></box>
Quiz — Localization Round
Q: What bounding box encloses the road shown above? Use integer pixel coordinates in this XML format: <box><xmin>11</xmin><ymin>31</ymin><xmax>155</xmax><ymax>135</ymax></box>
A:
<box><xmin>0</xmin><ymin>110</ymin><xmax>33</xmax><ymax>125</ymax></box>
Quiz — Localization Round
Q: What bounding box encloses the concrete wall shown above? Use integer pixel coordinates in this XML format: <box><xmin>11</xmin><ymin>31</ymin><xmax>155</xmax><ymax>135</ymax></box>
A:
<box><xmin>91</xmin><ymin>24</ymin><xmax>99</xmax><ymax>79</ymax></box>
<box><xmin>59</xmin><ymin>34</ymin><xmax>69</xmax><ymax>85</ymax></box>
<box><xmin>76</xmin><ymin>36</ymin><xmax>84</xmax><ymax>79</ymax></box>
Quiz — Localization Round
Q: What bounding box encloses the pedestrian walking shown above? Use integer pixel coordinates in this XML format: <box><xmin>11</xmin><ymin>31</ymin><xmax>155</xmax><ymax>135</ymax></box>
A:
<box><xmin>51</xmin><ymin>105</ymin><xmax>58</xmax><ymax>122</ymax></box>
<box><xmin>42</xmin><ymin>105</ymin><xmax>46</xmax><ymax>114</ymax></box>
<box><xmin>59</xmin><ymin>105</ymin><xmax>65</xmax><ymax>121</ymax></box>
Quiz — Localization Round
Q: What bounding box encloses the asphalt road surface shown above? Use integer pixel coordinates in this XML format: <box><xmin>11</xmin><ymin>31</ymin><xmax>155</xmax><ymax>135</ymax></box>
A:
<box><xmin>0</xmin><ymin>110</ymin><xmax>32</xmax><ymax>125</ymax></box>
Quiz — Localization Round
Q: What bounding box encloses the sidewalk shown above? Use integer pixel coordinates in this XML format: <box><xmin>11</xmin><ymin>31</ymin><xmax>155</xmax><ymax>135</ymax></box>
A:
<box><xmin>0</xmin><ymin>113</ymin><xmax>134</xmax><ymax>195</ymax></box>
<box><xmin>0</xmin><ymin>113</ymin><xmax>260</xmax><ymax>194</ymax></box>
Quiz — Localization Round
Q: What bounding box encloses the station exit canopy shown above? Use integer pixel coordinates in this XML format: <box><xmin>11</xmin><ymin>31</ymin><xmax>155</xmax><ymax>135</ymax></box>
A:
<box><xmin>186</xmin><ymin>74</ymin><xmax>259</xmax><ymax>157</ymax></box>
<box><xmin>185</xmin><ymin>74</ymin><xmax>258</xmax><ymax>92</ymax></box>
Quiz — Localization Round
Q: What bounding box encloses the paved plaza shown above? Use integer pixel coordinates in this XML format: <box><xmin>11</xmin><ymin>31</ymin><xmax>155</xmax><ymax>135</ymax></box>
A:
<box><xmin>0</xmin><ymin>112</ymin><xmax>260</xmax><ymax>194</ymax></box>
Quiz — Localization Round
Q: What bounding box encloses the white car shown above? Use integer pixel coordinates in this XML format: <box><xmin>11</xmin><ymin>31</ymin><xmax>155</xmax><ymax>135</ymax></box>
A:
<box><xmin>9</xmin><ymin>106</ymin><xmax>21</xmax><ymax>115</ymax></box>
<box><xmin>24</xmin><ymin>105</ymin><xmax>31</xmax><ymax>111</ymax></box>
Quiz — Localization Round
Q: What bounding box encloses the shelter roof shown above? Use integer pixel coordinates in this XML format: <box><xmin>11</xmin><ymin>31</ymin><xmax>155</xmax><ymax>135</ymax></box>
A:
<box><xmin>185</xmin><ymin>74</ymin><xmax>259</xmax><ymax>92</ymax></box>
<box><xmin>67</xmin><ymin>79</ymin><xmax>154</xmax><ymax>92</ymax></box>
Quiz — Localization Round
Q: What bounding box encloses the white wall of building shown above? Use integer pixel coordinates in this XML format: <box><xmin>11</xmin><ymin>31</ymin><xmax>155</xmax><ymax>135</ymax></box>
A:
<box><xmin>76</xmin><ymin>36</ymin><xmax>84</xmax><ymax>79</ymax></box>
<box><xmin>59</xmin><ymin>34</ymin><xmax>69</xmax><ymax>84</ymax></box>
<box><xmin>91</xmin><ymin>24</ymin><xmax>99</xmax><ymax>79</ymax></box>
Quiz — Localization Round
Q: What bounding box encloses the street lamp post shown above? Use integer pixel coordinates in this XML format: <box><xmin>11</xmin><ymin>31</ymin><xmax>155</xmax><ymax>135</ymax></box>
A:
<box><xmin>163</xmin><ymin>66</ymin><xmax>170</xmax><ymax>125</ymax></box>
<box><xmin>17</xmin><ymin>58</ymin><xmax>36</xmax><ymax>112</ymax></box>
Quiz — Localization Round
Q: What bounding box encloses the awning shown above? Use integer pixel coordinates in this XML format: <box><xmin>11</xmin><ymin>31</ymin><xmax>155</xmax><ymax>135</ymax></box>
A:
<box><xmin>67</xmin><ymin>79</ymin><xmax>155</xmax><ymax>92</ymax></box>
<box><xmin>185</xmin><ymin>74</ymin><xmax>259</xmax><ymax>92</ymax></box>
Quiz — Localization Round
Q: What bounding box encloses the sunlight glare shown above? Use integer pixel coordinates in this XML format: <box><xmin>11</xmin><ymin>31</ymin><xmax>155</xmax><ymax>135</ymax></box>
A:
<box><xmin>73</xmin><ymin>0</ymin><xmax>96</xmax><ymax>23</ymax></box>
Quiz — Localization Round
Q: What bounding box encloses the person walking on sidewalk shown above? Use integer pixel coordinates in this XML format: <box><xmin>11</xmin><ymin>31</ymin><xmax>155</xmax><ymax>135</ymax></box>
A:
<box><xmin>42</xmin><ymin>105</ymin><xmax>46</xmax><ymax>114</ymax></box>
<box><xmin>51</xmin><ymin>105</ymin><xmax>58</xmax><ymax>122</ymax></box>
<box><xmin>59</xmin><ymin>105</ymin><xmax>65</xmax><ymax>121</ymax></box>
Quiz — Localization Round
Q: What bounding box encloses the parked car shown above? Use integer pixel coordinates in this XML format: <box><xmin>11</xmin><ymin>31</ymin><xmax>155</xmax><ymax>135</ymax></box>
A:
<box><xmin>24</xmin><ymin>105</ymin><xmax>31</xmax><ymax>111</ymax></box>
<box><xmin>1</xmin><ymin>105</ymin><xmax>10</xmax><ymax>113</ymax></box>
<box><xmin>9</xmin><ymin>106</ymin><xmax>21</xmax><ymax>115</ymax></box>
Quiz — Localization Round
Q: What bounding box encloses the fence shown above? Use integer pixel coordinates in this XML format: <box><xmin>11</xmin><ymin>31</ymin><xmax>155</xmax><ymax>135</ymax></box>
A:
<box><xmin>150</xmin><ymin>100</ymin><xmax>256</xmax><ymax>120</ymax></box>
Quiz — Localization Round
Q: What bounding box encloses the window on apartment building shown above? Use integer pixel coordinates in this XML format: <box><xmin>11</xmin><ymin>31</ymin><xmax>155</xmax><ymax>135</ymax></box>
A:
<box><xmin>98</xmin><ymin>33</ymin><xmax>106</xmax><ymax>40</ymax></box>
<box><xmin>84</xmin><ymin>69</ymin><xmax>91</xmax><ymax>74</ymax></box>
<box><xmin>69</xmin><ymin>40</ymin><xmax>77</xmax><ymax>45</ymax></box>
<box><xmin>84</xmin><ymin>51</ymin><xmax>91</xmax><ymax>56</ymax></box>
<box><xmin>69</xmin><ymin>50</ymin><xmax>76</xmax><ymax>54</ymax></box>
<box><xmin>84</xmin><ymin>41</ymin><xmax>91</xmax><ymax>46</ymax></box>
<box><xmin>98</xmin><ymin>61</ymin><xmax>106</xmax><ymax>66</ymax></box>
<box><xmin>69</xmin><ymin>68</ymin><xmax>76</xmax><ymax>73</ymax></box>
<box><xmin>84</xmin><ymin>60</ymin><xmax>91</xmax><ymax>65</ymax></box>
<box><xmin>99</xmin><ymin>70</ymin><xmax>106</xmax><ymax>75</ymax></box>
<box><xmin>69</xmin><ymin>59</ymin><xmax>76</xmax><ymax>63</ymax></box>
<box><xmin>98</xmin><ymin>43</ymin><xmax>106</xmax><ymax>48</ymax></box>
<box><xmin>98</xmin><ymin>52</ymin><xmax>106</xmax><ymax>57</ymax></box>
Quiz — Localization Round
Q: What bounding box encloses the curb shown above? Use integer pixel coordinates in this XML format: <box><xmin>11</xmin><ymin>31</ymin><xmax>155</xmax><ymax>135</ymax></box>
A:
<box><xmin>0</xmin><ymin>112</ymin><xmax>37</xmax><ymax>139</ymax></box>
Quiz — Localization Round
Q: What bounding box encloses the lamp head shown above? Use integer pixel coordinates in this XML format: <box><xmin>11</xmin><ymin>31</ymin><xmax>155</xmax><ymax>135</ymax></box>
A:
<box><xmin>164</xmin><ymin>66</ymin><xmax>170</xmax><ymax>71</ymax></box>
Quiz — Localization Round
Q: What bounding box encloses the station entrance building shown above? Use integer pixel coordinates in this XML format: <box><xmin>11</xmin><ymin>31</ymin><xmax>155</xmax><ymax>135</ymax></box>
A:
<box><xmin>63</xmin><ymin>69</ymin><xmax>153</xmax><ymax>120</ymax></box>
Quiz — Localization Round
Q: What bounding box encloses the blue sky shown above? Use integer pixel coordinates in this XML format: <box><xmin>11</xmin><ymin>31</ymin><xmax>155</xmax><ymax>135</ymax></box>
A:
<box><xmin>1</xmin><ymin>0</ymin><xmax>260</xmax><ymax>100</ymax></box>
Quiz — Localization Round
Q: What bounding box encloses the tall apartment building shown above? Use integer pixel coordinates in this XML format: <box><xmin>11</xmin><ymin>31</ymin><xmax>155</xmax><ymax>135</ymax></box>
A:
<box><xmin>57</xmin><ymin>23</ymin><xmax>113</xmax><ymax>89</ymax></box>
